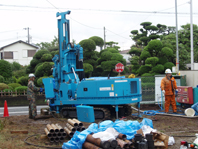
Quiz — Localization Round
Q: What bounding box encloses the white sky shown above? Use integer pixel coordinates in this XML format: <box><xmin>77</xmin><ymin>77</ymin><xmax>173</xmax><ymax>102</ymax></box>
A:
<box><xmin>0</xmin><ymin>0</ymin><xmax>198</xmax><ymax>51</ymax></box>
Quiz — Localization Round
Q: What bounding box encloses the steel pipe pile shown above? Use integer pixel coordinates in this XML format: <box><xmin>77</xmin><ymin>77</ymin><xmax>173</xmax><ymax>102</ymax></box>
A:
<box><xmin>44</xmin><ymin>124</ymin><xmax>67</xmax><ymax>143</ymax></box>
<box><xmin>64</xmin><ymin>118</ymin><xmax>86</xmax><ymax>138</ymax></box>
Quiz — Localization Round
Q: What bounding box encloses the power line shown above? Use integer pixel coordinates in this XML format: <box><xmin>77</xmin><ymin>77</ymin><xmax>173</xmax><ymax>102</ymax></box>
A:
<box><xmin>106</xmin><ymin>28</ymin><xmax>131</xmax><ymax>40</ymax></box>
<box><xmin>1</xmin><ymin>4</ymin><xmax>198</xmax><ymax>15</ymax></box>
<box><xmin>45</xmin><ymin>0</ymin><xmax>62</xmax><ymax>12</ymax></box>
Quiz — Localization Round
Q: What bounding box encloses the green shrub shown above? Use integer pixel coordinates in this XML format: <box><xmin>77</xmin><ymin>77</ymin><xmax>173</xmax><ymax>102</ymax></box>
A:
<box><xmin>141</xmin><ymin>73</ymin><xmax>153</xmax><ymax>77</ymax></box>
<box><xmin>11</xmin><ymin>61</ymin><xmax>22</xmax><ymax>71</ymax></box>
<box><xmin>17</xmin><ymin>76</ymin><xmax>29</xmax><ymax>86</ymax></box>
<box><xmin>15</xmin><ymin>86</ymin><xmax>28</xmax><ymax>94</ymax></box>
<box><xmin>37</xmin><ymin>77</ymin><xmax>48</xmax><ymax>87</ymax></box>
<box><xmin>152</xmin><ymin>64</ymin><xmax>164</xmax><ymax>74</ymax></box>
<box><xmin>141</xmin><ymin>83</ymin><xmax>155</xmax><ymax>89</ymax></box>
<box><xmin>13</xmin><ymin>69</ymin><xmax>26</xmax><ymax>79</ymax></box>
<box><xmin>79</xmin><ymin>39</ymin><xmax>96</xmax><ymax>51</ymax></box>
<box><xmin>41</xmin><ymin>53</ymin><xmax>53</xmax><ymax>62</ymax></box>
<box><xmin>0</xmin><ymin>60</ymin><xmax>12</xmax><ymax>79</ymax></box>
<box><xmin>0</xmin><ymin>75</ymin><xmax>4</xmax><ymax>83</ymax></box>
<box><xmin>33</xmin><ymin>49</ymin><xmax>50</xmax><ymax>60</ymax></box>
<box><xmin>138</xmin><ymin>65</ymin><xmax>151</xmax><ymax>75</ymax></box>
<box><xmin>141</xmin><ymin>76</ymin><xmax>155</xmax><ymax>83</ymax></box>
<box><xmin>3</xmin><ymin>89</ymin><xmax>13</xmax><ymax>95</ymax></box>
<box><xmin>0</xmin><ymin>83</ymin><xmax>9</xmax><ymax>91</ymax></box>
<box><xmin>164</xmin><ymin>62</ymin><xmax>175</xmax><ymax>71</ymax></box>
<box><xmin>7</xmin><ymin>83</ymin><xmax>21</xmax><ymax>90</ymax></box>
<box><xmin>8</xmin><ymin>86</ymin><xmax>13</xmax><ymax>90</ymax></box>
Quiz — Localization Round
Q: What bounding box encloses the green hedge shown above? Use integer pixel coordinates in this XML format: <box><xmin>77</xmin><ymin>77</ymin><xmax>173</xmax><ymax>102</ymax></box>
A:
<box><xmin>141</xmin><ymin>77</ymin><xmax>155</xmax><ymax>83</ymax></box>
<box><xmin>15</xmin><ymin>86</ymin><xmax>28</xmax><ymax>94</ymax></box>
<box><xmin>0</xmin><ymin>83</ymin><xmax>9</xmax><ymax>91</ymax></box>
<box><xmin>141</xmin><ymin>83</ymin><xmax>155</xmax><ymax>89</ymax></box>
<box><xmin>7</xmin><ymin>83</ymin><xmax>22</xmax><ymax>90</ymax></box>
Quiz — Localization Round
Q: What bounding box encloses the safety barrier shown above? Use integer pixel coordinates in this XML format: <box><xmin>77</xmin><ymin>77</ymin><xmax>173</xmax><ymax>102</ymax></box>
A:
<box><xmin>0</xmin><ymin>90</ymin><xmax>44</xmax><ymax>97</ymax></box>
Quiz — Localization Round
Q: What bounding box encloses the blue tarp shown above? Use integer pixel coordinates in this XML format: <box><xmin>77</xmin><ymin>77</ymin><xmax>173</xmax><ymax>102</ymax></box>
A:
<box><xmin>62</xmin><ymin>118</ymin><xmax>153</xmax><ymax>149</ymax></box>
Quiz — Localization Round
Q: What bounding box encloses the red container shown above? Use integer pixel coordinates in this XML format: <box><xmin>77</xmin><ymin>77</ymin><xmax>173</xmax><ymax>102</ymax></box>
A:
<box><xmin>176</xmin><ymin>86</ymin><xmax>194</xmax><ymax>104</ymax></box>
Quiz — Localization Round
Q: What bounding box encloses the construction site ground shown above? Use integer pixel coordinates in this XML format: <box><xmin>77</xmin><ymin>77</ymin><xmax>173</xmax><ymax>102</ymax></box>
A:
<box><xmin>0</xmin><ymin>104</ymin><xmax>197</xmax><ymax>149</ymax></box>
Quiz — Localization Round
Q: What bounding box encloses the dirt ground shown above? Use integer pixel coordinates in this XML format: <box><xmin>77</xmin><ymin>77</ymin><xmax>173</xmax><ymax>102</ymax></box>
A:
<box><xmin>0</xmin><ymin>104</ymin><xmax>198</xmax><ymax>149</ymax></box>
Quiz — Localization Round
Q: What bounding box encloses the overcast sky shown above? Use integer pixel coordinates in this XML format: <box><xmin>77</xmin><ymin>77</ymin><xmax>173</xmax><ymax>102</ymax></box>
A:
<box><xmin>0</xmin><ymin>0</ymin><xmax>198</xmax><ymax>51</ymax></box>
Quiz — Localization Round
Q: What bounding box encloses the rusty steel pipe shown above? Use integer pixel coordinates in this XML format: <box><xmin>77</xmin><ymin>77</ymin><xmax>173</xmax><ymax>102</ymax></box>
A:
<box><xmin>55</xmin><ymin>123</ymin><xmax>64</xmax><ymax>133</ymax></box>
<box><xmin>66</xmin><ymin>123</ymin><xmax>76</xmax><ymax>132</ymax></box>
<box><xmin>73</xmin><ymin>118</ymin><xmax>83</xmax><ymax>127</ymax></box>
<box><xmin>86</xmin><ymin>134</ymin><xmax>110</xmax><ymax>149</ymax></box>
<box><xmin>68</xmin><ymin>119</ymin><xmax>78</xmax><ymax>127</ymax></box>
<box><xmin>118</xmin><ymin>133</ymin><xmax>127</xmax><ymax>140</ymax></box>
<box><xmin>64</xmin><ymin>127</ymin><xmax>74</xmax><ymax>138</ymax></box>
<box><xmin>51</xmin><ymin>124</ymin><xmax>59</xmax><ymax>133</ymax></box>
<box><xmin>124</xmin><ymin>139</ymin><xmax>133</xmax><ymax>147</ymax></box>
<box><xmin>116</xmin><ymin>138</ymin><xmax>129</xmax><ymax>148</ymax></box>
<box><xmin>83</xmin><ymin>141</ymin><xmax>102</xmax><ymax>149</ymax></box>
<box><xmin>44</xmin><ymin>128</ymin><xmax>52</xmax><ymax>138</ymax></box>
<box><xmin>108</xmin><ymin>139</ymin><xmax>117</xmax><ymax>148</ymax></box>
<box><xmin>47</xmin><ymin>124</ymin><xmax>54</xmax><ymax>133</ymax></box>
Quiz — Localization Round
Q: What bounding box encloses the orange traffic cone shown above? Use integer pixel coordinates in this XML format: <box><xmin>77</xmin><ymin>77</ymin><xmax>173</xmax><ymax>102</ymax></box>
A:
<box><xmin>3</xmin><ymin>100</ymin><xmax>9</xmax><ymax>117</ymax></box>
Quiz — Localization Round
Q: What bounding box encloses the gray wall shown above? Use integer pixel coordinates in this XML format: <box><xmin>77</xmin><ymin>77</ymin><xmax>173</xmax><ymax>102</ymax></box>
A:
<box><xmin>180</xmin><ymin>70</ymin><xmax>198</xmax><ymax>87</ymax></box>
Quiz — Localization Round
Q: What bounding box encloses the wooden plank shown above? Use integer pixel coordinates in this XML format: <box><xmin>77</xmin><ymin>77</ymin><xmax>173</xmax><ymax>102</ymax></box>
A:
<box><xmin>10</xmin><ymin>130</ymin><xmax>28</xmax><ymax>134</ymax></box>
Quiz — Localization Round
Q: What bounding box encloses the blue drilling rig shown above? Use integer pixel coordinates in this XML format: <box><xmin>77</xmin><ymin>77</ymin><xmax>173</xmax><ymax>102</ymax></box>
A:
<box><xmin>42</xmin><ymin>11</ymin><xmax>142</xmax><ymax>119</ymax></box>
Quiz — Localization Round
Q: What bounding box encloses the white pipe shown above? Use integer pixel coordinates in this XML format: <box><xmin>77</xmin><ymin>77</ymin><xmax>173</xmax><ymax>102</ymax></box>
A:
<box><xmin>190</xmin><ymin>0</ymin><xmax>194</xmax><ymax>70</ymax></box>
<box><xmin>131</xmin><ymin>106</ymin><xmax>198</xmax><ymax>118</ymax></box>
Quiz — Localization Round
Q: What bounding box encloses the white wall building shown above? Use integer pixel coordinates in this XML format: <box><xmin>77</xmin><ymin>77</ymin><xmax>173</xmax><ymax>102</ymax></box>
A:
<box><xmin>119</xmin><ymin>49</ymin><xmax>131</xmax><ymax>65</ymax></box>
<box><xmin>0</xmin><ymin>40</ymin><xmax>38</xmax><ymax>66</ymax></box>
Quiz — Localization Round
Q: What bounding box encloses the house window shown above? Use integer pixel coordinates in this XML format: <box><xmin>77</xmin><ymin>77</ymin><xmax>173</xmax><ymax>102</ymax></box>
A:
<box><xmin>4</xmin><ymin>52</ymin><xmax>13</xmax><ymax>59</ymax></box>
<box><xmin>28</xmin><ymin>50</ymin><xmax>36</xmax><ymax>57</ymax></box>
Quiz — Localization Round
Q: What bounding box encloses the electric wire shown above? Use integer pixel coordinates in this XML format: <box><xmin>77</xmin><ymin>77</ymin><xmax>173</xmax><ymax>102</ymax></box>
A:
<box><xmin>1</xmin><ymin>4</ymin><xmax>198</xmax><ymax>15</ymax></box>
<box><xmin>24</xmin><ymin>134</ymin><xmax>62</xmax><ymax>149</ymax></box>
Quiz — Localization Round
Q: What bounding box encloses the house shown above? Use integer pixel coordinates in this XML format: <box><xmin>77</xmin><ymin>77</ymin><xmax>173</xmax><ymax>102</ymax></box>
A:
<box><xmin>119</xmin><ymin>49</ymin><xmax>131</xmax><ymax>65</ymax></box>
<box><xmin>0</xmin><ymin>40</ymin><xmax>38</xmax><ymax>66</ymax></box>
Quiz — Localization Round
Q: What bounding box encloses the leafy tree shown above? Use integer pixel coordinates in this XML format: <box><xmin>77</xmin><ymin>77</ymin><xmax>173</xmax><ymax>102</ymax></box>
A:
<box><xmin>11</xmin><ymin>62</ymin><xmax>22</xmax><ymax>71</ymax></box>
<box><xmin>41</xmin><ymin>53</ymin><xmax>53</xmax><ymax>62</ymax></box>
<box><xmin>137</xmin><ymin>65</ymin><xmax>152</xmax><ymax>75</ymax></box>
<box><xmin>36</xmin><ymin>36</ymin><xmax>58</xmax><ymax>51</ymax></box>
<box><xmin>152</xmin><ymin>64</ymin><xmax>164</xmax><ymax>74</ymax></box>
<box><xmin>147</xmin><ymin>40</ymin><xmax>163</xmax><ymax>56</ymax></box>
<box><xmin>83</xmin><ymin>63</ymin><xmax>93</xmax><ymax>78</ymax></box>
<box><xmin>79</xmin><ymin>39</ymin><xmax>96</xmax><ymax>51</ymax></box>
<box><xmin>145</xmin><ymin>57</ymin><xmax>159</xmax><ymax>67</ymax></box>
<box><xmin>89</xmin><ymin>36</ymin><xmax>104</xmax><ymax>51</ymax></box>
<box><xmin>13</xmin><ymin>69</ymin><xmax>27</xmax><ymax>79</ymax></box>
<box><xmin>128</xmin><ymin>47</ymin><xmax>142</xmax><ymax>56</ymax></box>
<box><xmin>0</xmin><ymin>75</ymin><xmax>4</xmax><ymax>83</ymax></box>
<box><xmin>164</xmin><ymin>62</ymin><xmax>175</xmax><ymax>70</ymax></box>
<box><xmin>100</xmin><ymin>51</ymin><xmax>113</xmax><ymax>61</ymax></box>
<box><xmin>17</xmin><ymin>76</ymin><xmax>29</xmax><ymax>86</ymax></box>
<box><xmin>35</xmin><ymin>62</ymin><xmax>54</xmax><ymax>78</ymax></box>
<box><xmin>0</xmin><ymin>60</ymin><xmax>12</xmax><ymax>79</ymax></box>
<box><xmin>101</xmin><ymin>60</ymin><xmax>120</xmax><ymax>73</ymax></box>
<box><xmin>161</xmin><ymin>47</ymin><xmax>173</xmax><ymax>58</ymax></box>
<box><xmin>37</xmin><ymin>77</ymin><xmax>48</xmax><ymax>87</ymax></box>
<box><xmin>33</xmin><ymin>49</ymin><xmax>50</xmax><ymax>60</ymax></box>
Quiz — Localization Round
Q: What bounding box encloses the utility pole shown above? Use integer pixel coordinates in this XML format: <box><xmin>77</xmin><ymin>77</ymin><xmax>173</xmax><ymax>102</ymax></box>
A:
<box><xmin>104</xmin><ymin>27</ymin><xmax>106</xmax><ymax>49</ymax></box>
<box><xmin>175</xmin><ymin>0</ymin><xmax>179</xmax><ymax>73</ymax></box>
<box><xmin>24</xmin><ymin>27</ymin><xmax>30</xmax><ymax>43</ymax></box>
<box><xmin>190</xmin><ymin>0</ymin><xmax>194</xmax><ymax>70</ymax></box>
